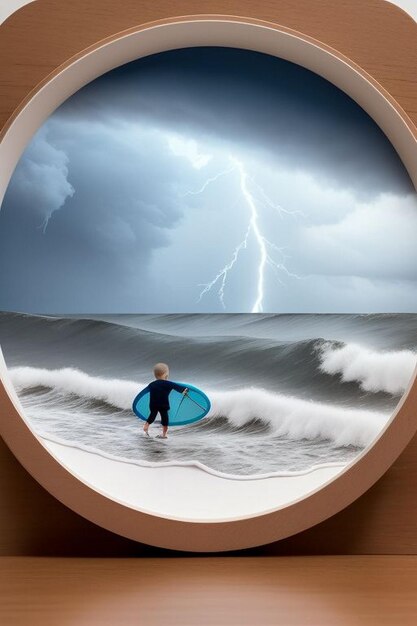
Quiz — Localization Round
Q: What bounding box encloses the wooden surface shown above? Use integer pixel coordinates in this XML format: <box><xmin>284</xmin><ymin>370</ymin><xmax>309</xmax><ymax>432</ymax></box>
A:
<box><xmin>0</xmin><ymin>0</ymin><xmax>417</xmax><ymax>555</ymax></box>
<box><xmin>1</xmin><ymin>432</ymin><xmax>417</xmax><ymax>556</ymax></box>
<box><xmin>2</xmin><ymin>556</ymin><xmax>417</xmax><ymax>625</ymax></box>
<box><xmin>1</xmin><ymin>0</ymin><xmax>417</xmax><ymax>134</ymax></box>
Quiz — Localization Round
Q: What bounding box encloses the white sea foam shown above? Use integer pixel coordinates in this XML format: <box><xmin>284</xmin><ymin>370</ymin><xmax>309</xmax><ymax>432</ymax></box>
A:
<box><xmin>9</xmin><ymin>366</ymin><xmax>390</xmax><ymax>448</ymax></box>
<box><xmin>209</xmin><ymin>387</ymin><xmax>388</xmax><ymax>447</ymax></box>
<box><xmin>38</xmin><ymin>430</ymin><xmax>349</xmax><ymax>481</ymax></box>
<box><xmin>318</xmin><ymin>342</ymin><xmax>417</xmax><ymax>395</ymax></box>
<box><xmin>10</xmin><ymin>366</ymin><xmax>138</xmax><ymax>411</ymax></box>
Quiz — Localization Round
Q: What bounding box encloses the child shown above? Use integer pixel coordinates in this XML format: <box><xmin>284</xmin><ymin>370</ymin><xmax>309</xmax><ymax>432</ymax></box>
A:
<box><xmin>143</xmin><ymin>362</ymin><xmax>188</xmax><ymax>439</ymax></box>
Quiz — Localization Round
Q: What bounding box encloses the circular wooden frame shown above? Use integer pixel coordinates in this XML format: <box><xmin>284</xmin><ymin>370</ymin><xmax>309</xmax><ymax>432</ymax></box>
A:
<box><xmin>0</xmin><ymin>15</ymin><xmax>416</xmax><ymax>552</ymax></box>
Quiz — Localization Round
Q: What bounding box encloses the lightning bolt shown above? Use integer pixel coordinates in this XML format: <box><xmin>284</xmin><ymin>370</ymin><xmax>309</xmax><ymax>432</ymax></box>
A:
<box><xmin>40</xmin><ymin>215</ymin><xmax>52</xmax><ymax>234</ymax></box>
<box><xmin>231</xmin><ymin>157</ymin><xmax>267</xmax><ymax>312</ymax></box>
<box><xmin>180</xmin><ymin>165</ymin><xmax>235</xmax><ymax>198</ymax></box>
<box><xmin>185</xmin><ymin>155</ymin><xmax>303</xmax><ymax>312</ymax></box>
<box><xmin>197</xmin><ymin>216</ymin><xmax>251</xmax><ymax>309</ymax></box>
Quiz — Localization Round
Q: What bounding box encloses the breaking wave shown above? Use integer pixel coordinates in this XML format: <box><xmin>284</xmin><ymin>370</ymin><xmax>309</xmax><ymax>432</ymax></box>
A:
<box><xmin>318</xmin><ymin>342</ymin><xmax>417</xmax><ymax>395</ymax></box>
<box><xmin>10</xmin><ymin>366</ymin><xmax>389</xmax><ymax>448</ymax></box>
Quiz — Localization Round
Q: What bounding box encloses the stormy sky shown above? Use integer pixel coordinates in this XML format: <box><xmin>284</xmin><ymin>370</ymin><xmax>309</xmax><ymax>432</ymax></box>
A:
<box><xmin>0</xmin><ymin>46</ymin><xmax>416</xmax><ymax>314</ymax></box>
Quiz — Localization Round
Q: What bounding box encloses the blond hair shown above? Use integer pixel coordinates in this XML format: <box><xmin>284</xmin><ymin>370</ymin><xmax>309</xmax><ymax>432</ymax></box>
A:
<box><xmin>153</xmin><ymin>362</ymin><xmax>169</xmax><ymax>378</ymax></box>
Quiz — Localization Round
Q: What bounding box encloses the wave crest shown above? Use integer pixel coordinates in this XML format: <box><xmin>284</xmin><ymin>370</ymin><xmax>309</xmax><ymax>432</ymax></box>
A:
<box><xmin>9</xmin><ymin>366</ymin><xmax>389</xmax><ymax>448</ymax></box>
<box><xmin>318</xmin><ymin>342</ymin><xmax>417</xmax><ymax>395</ymax></box>
<box><xmin>10</xmin><ymin>366</ymin><xmax>138</xmax><ymax>411</ymax></box>
<box><xmin>209</xmin><ymin>387</ymin><xmax>388</xmax><ymax>447</ymax></box>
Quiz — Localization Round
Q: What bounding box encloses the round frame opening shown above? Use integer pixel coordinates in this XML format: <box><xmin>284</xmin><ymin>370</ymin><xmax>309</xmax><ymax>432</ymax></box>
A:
<box><xmin>0</xmin><ymin>16</ymin><xmax>416</xmax><ymax>552</ymax></box>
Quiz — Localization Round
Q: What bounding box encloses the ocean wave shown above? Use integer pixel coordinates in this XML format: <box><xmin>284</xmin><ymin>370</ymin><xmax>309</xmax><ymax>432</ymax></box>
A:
<box><xmin>10</xmin><ymin>366</ymin><xmax>138</xmax><ymax>411</ymax></box>
<box><xmin>38</xmin><ymin>430</ymin><xmax>349</xmax><ymax>481</ymax></box>
<box><xmin>2</xmin><ymin>312</ymin><xmax>417</xmax><ymax>406</ymax></box>
<box><xmin>9</xmin><ymin>366</ymin><xmax>389</xmax><ymax>448</ymax></box>
<box><xmin>208</xmin><ymin>387</ymin><xmax>388</xmax><ymax>447</ymax></box>
<box><xmin>317</xmin><ymin>342</ymin><xmax>417</xmax><ymax>395</ymax></box>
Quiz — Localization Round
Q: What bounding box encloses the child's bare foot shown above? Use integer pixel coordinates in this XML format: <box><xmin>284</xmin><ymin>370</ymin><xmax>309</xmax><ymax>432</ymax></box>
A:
<box><xmin>143</xmin><ymin>423</ymin><xmax>149</xmax><ymax>436</ymax></box>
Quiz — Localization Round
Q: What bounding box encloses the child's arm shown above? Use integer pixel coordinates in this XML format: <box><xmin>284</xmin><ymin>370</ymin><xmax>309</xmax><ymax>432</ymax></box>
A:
<box><xmin>170</xmin><ymin>381</ymin><xmax>189</xmax><ymax>395</ymax></box>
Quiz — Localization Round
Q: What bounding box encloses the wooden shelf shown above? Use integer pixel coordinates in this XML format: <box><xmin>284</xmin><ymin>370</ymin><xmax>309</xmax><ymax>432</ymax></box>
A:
<box><xmin>2</xmin><ymin>556</ymin><xmax>417</xmax><ymax>625</ymax></box>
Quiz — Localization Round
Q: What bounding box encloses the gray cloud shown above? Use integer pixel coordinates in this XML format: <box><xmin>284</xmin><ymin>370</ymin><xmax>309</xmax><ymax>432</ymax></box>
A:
<box><xmin>5</xmin><ymin>125</ymin><xmax>75</xmax><ymax>231</ymax></box>
<box><xmin>0</xmin><ymin>118</ymin><xmax>195</xmax><ymax>312</ymax></box>
<box><xmin>293</xmin><ymin>193</ymin><xmax>417</xmax><ymax>281</ymax></box>
<box><xmin>54</xmin><ymin>47</ymin><xmax>414</xmax><ymax>200</ymax></box>
<box><xmin>1</xmin><ymin>47</ymin><xmax>416</xmax><ymax>314</ymax></box>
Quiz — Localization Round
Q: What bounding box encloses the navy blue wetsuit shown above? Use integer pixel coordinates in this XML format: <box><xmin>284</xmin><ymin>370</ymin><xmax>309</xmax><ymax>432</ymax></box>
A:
<box><xmin>146</xmin><ymin>379</ymin><xmax>187</xmax><ymax>427</ymax></box>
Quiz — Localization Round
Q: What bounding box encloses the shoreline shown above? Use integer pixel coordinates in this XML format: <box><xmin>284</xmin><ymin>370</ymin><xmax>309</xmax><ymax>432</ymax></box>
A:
<box><xmin>42</xmin><ymin>434</ymin><xmax>348</xmax><ymax>521</ymax></box>
<box><xmin>40</xmin><ymin>431</ymin><xmax>350</xmax><ymax>481</ymax></box>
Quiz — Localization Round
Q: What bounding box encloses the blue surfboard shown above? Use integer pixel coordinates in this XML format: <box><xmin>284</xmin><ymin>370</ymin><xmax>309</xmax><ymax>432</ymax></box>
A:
<box><xmin>132</xmin><ymin>382</ymin><xmax>211</xmax><ymax>426</ymax></box>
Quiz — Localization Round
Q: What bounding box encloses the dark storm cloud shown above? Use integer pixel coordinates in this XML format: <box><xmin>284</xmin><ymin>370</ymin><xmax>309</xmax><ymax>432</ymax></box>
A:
<box><xmin>1</xmin><ymin>47</ymin><xmax>415</xmax><ymax>315</ymax></box>
<box><xmin>4</xmin><ymin>126</ymin><xmax>75</xmax><ymax>229</ymax></box>
<box><xmin>0</xmin><ymin>118</ymin><xmax>192</xmax><ymax>313</ymax></box>
<box><xmin>54</xmin><ymin>47</ymin><xmax>413</xmax><ymax>199</ymax></box>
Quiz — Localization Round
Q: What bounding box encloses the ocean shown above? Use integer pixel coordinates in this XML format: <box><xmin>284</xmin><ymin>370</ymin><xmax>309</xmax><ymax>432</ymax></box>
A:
<box><xmin>0</xmin><ymin>311</ymin><xmax>416</xmax><ymax>477</ymax></box>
